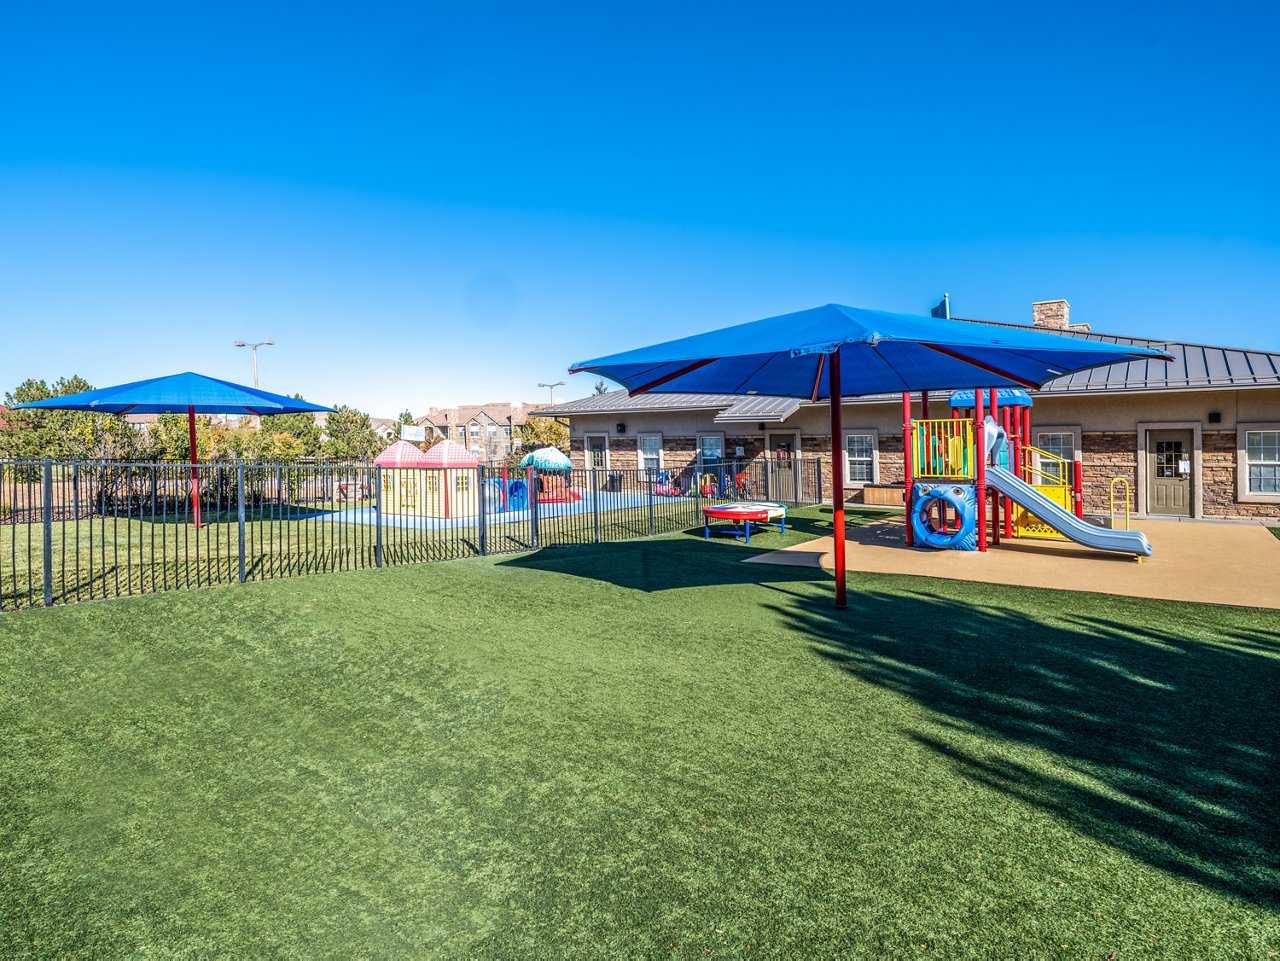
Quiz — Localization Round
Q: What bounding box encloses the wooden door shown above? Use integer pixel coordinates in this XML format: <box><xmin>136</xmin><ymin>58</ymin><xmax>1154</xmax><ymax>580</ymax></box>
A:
<box><xmin>1146</xmin><ymin>429</ymin><xmax>1193</xmax><ymax>516</ymax></box>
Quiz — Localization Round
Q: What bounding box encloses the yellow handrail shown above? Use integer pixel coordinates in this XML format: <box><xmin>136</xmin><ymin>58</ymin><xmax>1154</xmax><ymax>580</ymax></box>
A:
<box><xmin>1021</xmin><ymin>444</ymin><xmax>1070</xmax><ymax>487</ymax></box>
<box><xmin>1109</xmin><ymin>477</ymin><xmax>1131</xmax><ymax>531</ymax></box>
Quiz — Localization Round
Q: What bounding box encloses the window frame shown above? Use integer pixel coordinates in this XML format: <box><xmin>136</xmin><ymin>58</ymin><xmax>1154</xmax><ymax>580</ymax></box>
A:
<box><xmin>1032</xmin><ymin>427</ymin><xmax>1081</xmax><ymax>485</ymax></box>
<box><xmin>636</xmin><ymin>432</ymin><xmax>664</xmax><ymax>474</ymax></box>
<box><xmin>696</xmin><ymin>432</ymin><xmax>726</xmax><ymax>467</ymax></box>
<box><xmin>841</xmin><ymin>429</ymin><xmax>879</xmax><ymax>487</ymax></box>
<box><xmin>1238</xmin><ymin>422</ymin><xmax>1280</xmax><ymax>504</ymax></box>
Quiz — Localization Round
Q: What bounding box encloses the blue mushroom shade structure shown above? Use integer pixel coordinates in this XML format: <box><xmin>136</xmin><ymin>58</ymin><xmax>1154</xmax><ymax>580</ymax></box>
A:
<box><xmin>570</xmin><ymin>303</ymin><xmax>1172</xmax><ymax>608</ymax></box>
<box><xmin>519</xmin><ymin>446</ymin><xmax>573</xmax><ymax>470</ymax></box>
<box><xmin>15</xmin><ymin>371</ymin><xmax>334</xmax><ymax>529</ymax></box>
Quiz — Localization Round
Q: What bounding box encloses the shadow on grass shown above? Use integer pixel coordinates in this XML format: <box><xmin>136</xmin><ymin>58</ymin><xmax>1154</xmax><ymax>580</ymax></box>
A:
<box><xmin>765</xmin><ymin>585</ymin><xmax>1280</xmax><ymax>909</ymax></box>
<box><xmin>497</xmin><ymin>505</ymin><xmax>890</xmax><ymax>593</ymax></box>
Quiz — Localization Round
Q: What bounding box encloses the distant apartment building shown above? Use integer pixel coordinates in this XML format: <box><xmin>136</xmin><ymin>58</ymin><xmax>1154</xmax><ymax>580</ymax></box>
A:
<box><xmin>417</xmin><ymin>402</ymin><xmax>536</xmax><ymax>461</ymax></box>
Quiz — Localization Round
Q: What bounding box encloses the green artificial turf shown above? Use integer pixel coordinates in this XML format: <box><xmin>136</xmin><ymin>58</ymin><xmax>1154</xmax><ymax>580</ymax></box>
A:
<box><xmin>2</xmin><ymin>518</ymin><xmax>1278</xmax><ymax>957</ymax></box>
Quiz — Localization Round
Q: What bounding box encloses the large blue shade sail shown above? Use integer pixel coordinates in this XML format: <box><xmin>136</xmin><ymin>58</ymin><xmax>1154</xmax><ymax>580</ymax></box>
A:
<box><xmin>14</xmin><ymin>372</ymin><xmax>334</xmax><ymax>416</ymax></box>
<box><xmin>571</xmin><ymin>304</ymin><xmax>1172</xmax><ymax>399</ymax></box>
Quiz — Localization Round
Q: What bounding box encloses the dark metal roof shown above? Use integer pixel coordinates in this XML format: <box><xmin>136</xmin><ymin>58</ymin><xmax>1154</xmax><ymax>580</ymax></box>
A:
<box><xmin>536</xmin><ymin>321</ymin><xmax>1280</xmax><ymax>417</ymax></box>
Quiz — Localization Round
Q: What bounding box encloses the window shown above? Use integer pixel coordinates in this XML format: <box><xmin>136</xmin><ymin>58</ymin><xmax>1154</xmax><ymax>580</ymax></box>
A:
<box><xmin>843</xmin><ymin>432</ymin><xmax>877</xmax><ymax>484</ymax></box>
<box><xmin>637</xmin><ymin>433</ymin><xmax>663</xmax><ymax>473</ymax></box>
<box><xmin>456</xmin><ymin>474</ymin><xmax>470</xmax><ymax>493</ymax></box>
<box><xmin>503</xmin><ymin>425</ymin><xmax>512</xmax><ymax>438</ymax></box>
<box><xmin>1035</xmin><ymin>430</ymin><xmax>1077</xmax><ymax>485</ymax></box>
<box><xmin>1246</xmin><ymin>429</ymin><xmax>1280</xmax><ymax>494</ymax></box>
<box><xmin>469</xmin><ymin>422</ymin><xmax>479</xmax><ymax>437</ymax></box>
<box><xmin>697</xmin><ymin>433</ymin><xmax>724</xmax><ymax>466</ymax></box>
<box><xmin>487</xmin><ymin>423</ymin><xmax>497</xmax><ymax>435</ymax></box>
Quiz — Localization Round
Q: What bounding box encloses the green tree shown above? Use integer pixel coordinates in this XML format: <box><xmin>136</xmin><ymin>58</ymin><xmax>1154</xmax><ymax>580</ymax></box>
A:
<box><xmin>1</xmin><ymin>376</ymin><xmax>155</xmax><ymax>461</ymax></box>
<box><xmin>322</xmin><ymin>405</ymin><xmax>382</xmax><ymax>460</ymax></box>
<box><xmin>151</xmin><ymin>412</ymin><xmax>216</xmax><ymax>462</ymax></box>
<box><xmin>519</xmin><ymin>416</ymin><xmax>569</xmax><ymax>452</ymax></box>
<box><xmin>593</xmin><ymin>379</ymin><xmax>609</xmax><ymax>395</ymax></box>
<box><xmin>263</xmin><ymin>395</ymin><xmax>323</xmax><ymax>457</ymax></box>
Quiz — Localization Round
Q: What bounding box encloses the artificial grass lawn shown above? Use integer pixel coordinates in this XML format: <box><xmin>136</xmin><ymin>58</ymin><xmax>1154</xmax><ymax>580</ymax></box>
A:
<box><xmin>2</xmin><ymin>515</ymin><xmax>1278</xmax><ymax>957</ymax></box>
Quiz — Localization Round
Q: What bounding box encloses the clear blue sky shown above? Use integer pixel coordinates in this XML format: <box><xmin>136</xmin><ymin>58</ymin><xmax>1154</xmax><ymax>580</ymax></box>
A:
<box><xmin>3</xmin><ymin>1</ymin><xmax>1277</xmax><ymax>414</ymax></box>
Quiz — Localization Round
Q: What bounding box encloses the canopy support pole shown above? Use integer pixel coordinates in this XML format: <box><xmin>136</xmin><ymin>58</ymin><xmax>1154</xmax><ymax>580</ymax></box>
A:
<box><xmin>188</xmin><ymin>405</ymin><xmax>202</xmax><ymax>530</ymax></box>
<box><xmin>829</xmin><ymin>348</ymin><xmax>846</xmax><ymax>609</ymax></box>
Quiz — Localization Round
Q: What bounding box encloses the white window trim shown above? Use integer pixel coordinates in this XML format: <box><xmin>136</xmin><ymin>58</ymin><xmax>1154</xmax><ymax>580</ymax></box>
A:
<box><xmin>1136</xmin><ymin>421</ymin><xmax>1203</xmax><ymax>518</ymax></box>
<box><xmin>1031</xmin><ymin>425</ymin><xmax>1081</xmax><ymax>483</ymax></box>
<box><xmin>584</xmin><ymin>432</ymin><xmax>610</xmax><ymax>471</ymax></box>
<box><xmin>841</xmin><ymin>428</ymin><xmax>879</xmax><ymax>487</ymax></box>
<box><xmin>1238</xmin><ymin>422</ymin><xmax>1280</xmax><ymax>504</ymax></box>
<box><xmin>637</xmin><ymin>432</ymin><xmax>665</xmax><ymax>473</ymax></box>
<box><xmin>696</xmin><ymin>431</ymin><xmax>726</xmax><ymax>465</ymax></box>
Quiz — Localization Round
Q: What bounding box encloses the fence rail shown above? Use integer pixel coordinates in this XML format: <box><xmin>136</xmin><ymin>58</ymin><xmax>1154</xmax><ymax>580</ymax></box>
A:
<box><xmin>1</xmin><ymin>457</ymin><xmax>822</xmax><ymax>612</ymax></box>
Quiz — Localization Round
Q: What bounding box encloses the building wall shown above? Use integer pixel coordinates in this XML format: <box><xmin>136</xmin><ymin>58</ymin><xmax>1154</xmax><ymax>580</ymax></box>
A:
<box><xmin>562</xmin><ymin>387</ymin><xmax>1280</xmax><ymax>521</ymax></box>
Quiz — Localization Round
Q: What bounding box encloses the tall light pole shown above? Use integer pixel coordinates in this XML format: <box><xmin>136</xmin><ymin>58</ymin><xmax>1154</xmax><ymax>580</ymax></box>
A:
<box><xmin>538</xmin><ymin>380</ymin><xmax>565</xmax><ymax>406</ymax></box>
<box><xmin>234</xmin><ymin>339</ymin><xmax>275</xmax><ymax>388</ymax></box>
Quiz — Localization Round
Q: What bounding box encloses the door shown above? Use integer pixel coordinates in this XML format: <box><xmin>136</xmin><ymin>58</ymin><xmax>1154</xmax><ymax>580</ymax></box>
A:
<box><xmin>1146</xmin><ymin>429</ymin><xmax>1193</xmax><ymax>516</ymax></box>
<box><xmin>766</xmin><ymin>433</ymin><xmax>799</xmax><ymax>502</ymax></box>
<box><xmin>585</xmin><ymin>435</ymin><xmax>609</xmax><ymax>489</ymax></box>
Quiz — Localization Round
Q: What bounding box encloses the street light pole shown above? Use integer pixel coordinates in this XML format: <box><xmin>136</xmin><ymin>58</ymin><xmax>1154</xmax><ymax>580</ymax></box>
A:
<box><xmin>234</xmin><ymin>339</ymin><xmax>275</xmax><ymax>388</ymax></box>
<box><xmin>537</xmin><ymin>380</ymin><xmax>565</xmax><ymax>406</ymax></box>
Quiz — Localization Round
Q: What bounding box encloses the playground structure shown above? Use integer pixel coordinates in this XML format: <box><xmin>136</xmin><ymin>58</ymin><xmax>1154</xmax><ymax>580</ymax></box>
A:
<box><xmin>904</xmin><ymin>388</ymin><xmax>1151</xmax><ymax>558</ymax></box>
<box><xmin>374</xmin><ymin>440</ymin><xmax>581</xmax><ymax>519</ymax></box>
<box><xmin>702</xmin><ymin>502</ymin><xmax>787</xmax><ymax>543</ymax></box>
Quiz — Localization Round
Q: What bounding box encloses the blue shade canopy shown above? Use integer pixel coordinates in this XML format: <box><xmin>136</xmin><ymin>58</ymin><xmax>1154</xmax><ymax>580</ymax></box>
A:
<box><xmin>571</xmin><ymin>304</ymin><xmax>1172</xmax><ymax>399</ymax></box>
<box><xmin>519</xmin><ymin>446</ymin><xmax>573</xmax><ymax>470</ymax></box>
<box><xmin>14</xmin><ymin>372</ymin><xmax>335</xmax><ymax>416</ymax></box>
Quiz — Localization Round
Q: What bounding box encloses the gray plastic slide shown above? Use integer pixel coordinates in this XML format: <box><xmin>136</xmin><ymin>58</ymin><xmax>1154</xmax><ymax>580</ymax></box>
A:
<box><xmin>982</xmin><ymin>417</ymin><xmax>1152</xmax><ymax>558</ymax></box>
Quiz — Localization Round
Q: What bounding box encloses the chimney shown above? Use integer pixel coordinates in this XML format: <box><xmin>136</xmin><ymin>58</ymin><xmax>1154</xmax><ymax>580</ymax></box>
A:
<box><xmin>1032</xmin><ymin>299</ymin><xmax>1070</xmax><ymax>329</ymax></box>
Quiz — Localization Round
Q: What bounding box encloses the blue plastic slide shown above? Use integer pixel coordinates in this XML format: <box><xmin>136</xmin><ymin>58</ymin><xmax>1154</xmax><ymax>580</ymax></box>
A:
<box><xmin>982</xmin><ymin>417</ymin><xmax>1152</xmax><ymax>558</ymax></box>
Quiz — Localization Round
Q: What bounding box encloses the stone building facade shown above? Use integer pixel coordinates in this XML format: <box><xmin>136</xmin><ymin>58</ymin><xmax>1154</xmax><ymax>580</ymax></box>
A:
<box><xmin>545</xmin><ymin>302</ymin><xmax>1280</xmax><ymax>523</ymax></box>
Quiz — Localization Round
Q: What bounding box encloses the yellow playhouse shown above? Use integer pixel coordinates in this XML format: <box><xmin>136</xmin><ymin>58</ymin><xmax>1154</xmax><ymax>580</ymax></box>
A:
<box><xmin>374</xmin><ymin>439</ymin><xmax>480</xmax><ymax>518</ymax></box>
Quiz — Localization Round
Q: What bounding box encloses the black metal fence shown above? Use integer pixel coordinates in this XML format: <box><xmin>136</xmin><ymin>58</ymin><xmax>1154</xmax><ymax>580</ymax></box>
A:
<box><xmin>0</xmin><ymin>456</ymin><xmax>822</xmax><ymax>612</ymax></box>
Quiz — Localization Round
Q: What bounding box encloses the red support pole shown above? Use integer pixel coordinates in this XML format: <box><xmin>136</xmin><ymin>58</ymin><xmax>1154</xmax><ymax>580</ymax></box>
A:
<box><xmin>829</xmin><ymin>349</ymin><xmax>847</xmax><ymax>609</ymax></box>
<box><xmin>902</xmin><ymin>391</ymin><xmax>914</xmax><ymax>547</ymax></box>
<box><xmin>989</xmin><ymin>387</ymin><xmax>999</xmax><ymax>425</ymax></box>
<box><xmin>974</xmin><ymin>391</ymin><xmax>986</xmax><ymax>553</ymax></box>
<box><xmin>188</xmin><ymin>405</ymin><xmax>202</xmax><ymax>530</ymax></box>
<box><xmin>1022</xmin><ymin>407</ymin><xmax>1032</xmax><ymax>456</ymax></box>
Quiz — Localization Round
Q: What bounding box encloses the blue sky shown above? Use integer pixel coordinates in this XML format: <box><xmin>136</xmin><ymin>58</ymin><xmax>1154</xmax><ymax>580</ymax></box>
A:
<box><xmin>2</xmin><ymin>1</ymin><xmax>1277</xmax><ymax>413</ymax></box>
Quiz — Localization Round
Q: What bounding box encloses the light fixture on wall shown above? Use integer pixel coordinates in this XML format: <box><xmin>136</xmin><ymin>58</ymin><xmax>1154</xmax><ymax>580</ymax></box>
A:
<box><xmin>757</xmin><ymin>422</ymin><xmax>766</xmax><ymax>431</ymax></box>
<box><xmin>1208</xmin><ymin>411</ymin><xmax>1222</xmax><ymax>424</ymax></box>
<box><xmin>616</xmin><ymin>423</ymin><xmax>626</xmax><ymax>434</ymax></box>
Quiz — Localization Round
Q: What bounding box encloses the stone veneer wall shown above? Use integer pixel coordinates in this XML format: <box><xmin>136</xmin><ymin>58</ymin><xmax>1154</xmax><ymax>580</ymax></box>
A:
<box><xmin>1080</xmin><ymin>432</ymin><xmax>1137</xmax><ymax>516</ymax></box>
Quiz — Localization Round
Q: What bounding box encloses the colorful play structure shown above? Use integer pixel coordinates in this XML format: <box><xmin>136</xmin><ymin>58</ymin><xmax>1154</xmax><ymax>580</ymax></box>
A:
<box><xmin>904</xmin><ymin>388</ymin><xmax>1152</xmax><ymax>558</ymax></box>
<box><xmin>373</xmin><ymin>440</ymin><xmax>581</xmax><ymax>519</ymax></box>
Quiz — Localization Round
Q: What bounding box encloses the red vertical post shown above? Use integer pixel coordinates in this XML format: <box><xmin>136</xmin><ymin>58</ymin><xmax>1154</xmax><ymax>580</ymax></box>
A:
<box><xmin>1073</xmin><ymin>459</ymin><xmax>1084</xmax><ymax>519</ymax></box>
<box><xmin>444</xmin><ymin>469</ymin><xmax>452</xmax><ymax>519</ymax></box>
<box><xmin>829</xmin><ymin>349</ymin><xmax>847</xmax><ymax>609</ymax></box>
<box><xmin>187</xmin><ymin>405</ymin><xmax>202</xmax><ymax>530</ymax></box>
<box><xmin>921</xmin><ymin>390</ymin><xmax>930</xmax><ymax>420</ymax></box>
<box><xmin>989</xmin><ymin>388</ymin><xmax>999</xmax><ymax>427</ymax></box>
<box><xmin>974</xmin><ymin>390</ymin><xmax>986</xmax><ymax>552</ymax></box>
<box><xmin>1022</xmin><ymin>407</ymin><xmax>1032</xmax><ymax>457</ymax></box>
<box><xmin>902</xmin><ymin>391</ymin><xmax>914</xmax><ymax>547</ymax></box>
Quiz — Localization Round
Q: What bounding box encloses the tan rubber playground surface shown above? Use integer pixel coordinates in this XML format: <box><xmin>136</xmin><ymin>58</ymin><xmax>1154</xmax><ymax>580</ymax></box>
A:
<box><xmin>746</xmin><ymin>515</ymin><xmax>1280</xmax><ymax>610</ymax></box>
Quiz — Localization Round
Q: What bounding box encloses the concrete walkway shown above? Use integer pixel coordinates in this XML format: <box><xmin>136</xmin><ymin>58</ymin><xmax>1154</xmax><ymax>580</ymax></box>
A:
<box><xmin>746</xmin><ymin>516</ymin><xmax>1280</xmax><ymax>610</ymax></box>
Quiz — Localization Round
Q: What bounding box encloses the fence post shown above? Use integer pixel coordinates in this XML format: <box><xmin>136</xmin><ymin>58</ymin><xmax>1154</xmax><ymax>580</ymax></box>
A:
<box><xmin>236</xmin><ymin>463</ymin><xmax>247</xmax><ymax>583</ymax></box>
<box><xmin>73</xmin><ymin>463</ymin><xmax>81</xmax><ymax>518</ymax></box>
<box><xmin>374</xmin><ymin>466</ymin><xmax>384</xmax><ymax>568</ymax></box>
<box><xmin>42</xmin><ymin>459</ymin><xmax>53</xmax><ymax>607</ymax></box>
<box><xmin>648</xmin><ymin>467</ymin><xmax>655</xmax><ymax>536</ymax></box>
<box><xmin>530</xmin><ymin>468</ymin><xmax>540</xmax><ymax>549</ymax></box>
<box><xmin>764</xmin><ymin>457</ymin><xmax>772</xmax><ymax>500</ymax></box>
<box><xmin>591</xmin><ymin>465</ymin><xmax>601</xmax><ymax>544</ymax></box>
<box><xmin>815</xmin><ymin>457</ymin><xmax>823</xmax><ymax>506</ymax></box>
<box><xmin>477</xmin><ymin>466</ymin><xmax>488</xmax><ymax>556</ymax></box>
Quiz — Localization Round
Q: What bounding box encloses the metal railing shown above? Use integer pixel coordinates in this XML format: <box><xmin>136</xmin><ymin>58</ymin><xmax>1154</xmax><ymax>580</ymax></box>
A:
<box><xmin>912</xmin><ymin>418</ymin><xmax>975</xmax><ymax>479</ymax></box>
<box><xmin>1</xmin><ymin>457</ymin><xmax>823</xmax><ymax>612</ymax></box>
